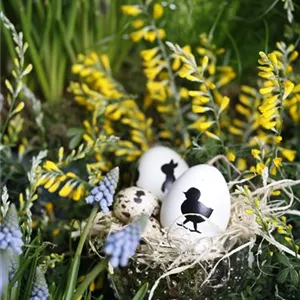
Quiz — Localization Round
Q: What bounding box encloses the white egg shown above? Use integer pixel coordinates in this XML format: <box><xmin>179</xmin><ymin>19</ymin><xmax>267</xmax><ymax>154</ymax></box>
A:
<box><xmin>113</xmin><ymin>187</ymin><xmax>160</xmax><ymax>223</ymax></box>
<box><xmin>160</xmin><ymin>164</ymin><xmax>231</xmax><ymax>239</ymax></box>
<box><xmin>136</xmin><ymin>146</ymin><xmax>189</xmax><ymax>201</ymax></box>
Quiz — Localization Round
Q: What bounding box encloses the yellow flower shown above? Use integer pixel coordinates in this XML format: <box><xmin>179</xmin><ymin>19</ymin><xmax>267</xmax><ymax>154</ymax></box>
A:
<box><xmin>144</xmin><ymin>65</ymin><xmax>162</xmax><ymax>80</ymax></box>
<box><xmin>157</xmin><ymin>28</ymin><xmax>166</xmax><ymax>39</ymax></box>
<box><xmin>226</xmin><ymin>151</ymin><xmax>236</xmax><ymax>162</ymax></box>
<box><xmin>52</xmin><ymin>228</ymin><xmax>60</xmax><ymax>237</ymax></box>
<box><xmin>192</xmin><ymin>105</ymin><xmax>211</xmax><ymax>113</ymax></box>
<box><xmin>48</xmin><ymin>181</ymin><xmax>61</xmax><ymax>193</ymax></box>
<box><xmin>190</xmin><ymin>120</ymin><xmax>214</xmax><ymax>131</ymax></box>
<box><xmin>268</xmin><ymin>52</ymin><xmax>278</xmax><ymax>67</ymax></box>
<box><xmin>256</xmin><ymin>162</ymin><xmax>266</xmax><ymax>175</ymax></box>
<box><xmin>153</xmin><ymin>3</ymin><xmax>164</xmax><ymax>19</ymax></box>
<box><xmin>204</xmin><ymin>131</ymin><xmax>220</xmax><ymax>141</ymax></box>
<box><xmin>59</xmin><ymin>181</ymin><xmax>74</xmax><ymax>197</ymax></box>
<box><xmin>236</xmin><ymin>104</ymin><xmax>251</xmax><ymax>117</ymax></box>
<box><xmin>237</xmin><ymin>158</ymin><xmax>247</xmax><ymax>171</ymax></box>
<box><xmin>201</xmin><ymin>56</ymin><xmax>209</xmax><ymax>70</ymax></box>
<box><xmin>289</xmin><ymin>50</ymin><xmax>298</xmax><ymax>62</ymax></box>
<box><xmin>179</xmin><ymin>87</ymin><xmax>189</xmax><ymax>99</ymax></box>
<box><xmin>284</xmin><ymin>237</ymin><xmax>292</xmax><ymax>244</ymax></box>
<box><xmin>241</xmin><ymin>85</ymin><xmax>257</xmax><ymax>97</ymax></box>
<box><xmin>219</xmin><ymin>96</ymin><xmax>230</xmax><ymax>114</ymax></box>
<box><xmin>280</xmin><ymin>148</ymin><xmax>296</xmax><ymax>162</ymax></box>
<box><xmin>121</xmin><ymin>5</ymin><xmax>142</xmax><ymax>16</ymax></box>
<box><xmin>44</xmin><ymin>160</ymin><xmax>59</xmax><ymax>172</ymax></box>
<box><xmin>229</xmin><ymin>126</ymin><xmax>243</xmax><ymax>136</ymax></box>
<box><xmin>130</xmin><ymin>29</ymin><xmax>145</xmax><ymax>42</ymax></box>
<box><xmin>144</xmin><ymin>30</ymin><xmax>157</xmax><ymax>42</ymax></box>
<box><xmin>140</xmin><ymin>47</ymin><xmax>159</xmax><ymax>62</ymax></box>
<box><xmin>259</xmin><ymin>87</ymin><xmax>274</xmax><ymax>95</ymax></box>
<box><xmin>251</xmin><ymin>149</ymin><xmax>261</xmax><ymax>159</ymax></box>
<box><xmin>131</xmin><ymin>19</ymin><xmax>144</xmax><ymax>29</ymax></box>
<box><xmin>273</xmin><ymin>157</ymin><xmax>282</xmax><ymax>168</ymax></box>
<box><xmin>72</xmin><ymin>184</ymin><xmax>85</xmax><ymax>201</ymax></box>
<box><xmin>272</xmin><ymin>190</ymin><xmax>281</xmax><ymax>196</ymax></box>
<box><xmin>282</xmin><ymin>80</ymin><xmax>294</xmax><ymax>100</ymax></box>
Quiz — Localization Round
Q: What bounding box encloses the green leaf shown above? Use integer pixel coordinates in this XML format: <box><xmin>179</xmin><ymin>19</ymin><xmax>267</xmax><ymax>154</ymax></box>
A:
<box><xmin>67</xmin><ymin>127</ymin><xmax>84</xmax><ymax>137</ymax></box>
<box><xmin>276</xmin><ymin>252</ymin><xmax>290</xmax><ymax>267</ymax></box>
<box><xmin>277</xmin><ymin>268</ymin><xmax>290</xmax><ymax>283</ymax></box>
<box><xmin>133</xmin><ymin>282</ymin><xmax>149</xmax><ymax>300</ymax></box>
<box><xmin>290</xmin><ymin>269</ymin><xmax>299</xmax><ymax>286</ymax></box>
<box><xmin>69</xmin><ymin>134</ymin><xmax>83</xmax><ymax>149</ymax></box>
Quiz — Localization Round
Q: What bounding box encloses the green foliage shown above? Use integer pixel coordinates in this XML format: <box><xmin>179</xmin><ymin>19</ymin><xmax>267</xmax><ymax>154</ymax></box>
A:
<box><xmin>1</xmin><ymin>0</ymin><xmax>132</xmax><ymax>103</ymax></box>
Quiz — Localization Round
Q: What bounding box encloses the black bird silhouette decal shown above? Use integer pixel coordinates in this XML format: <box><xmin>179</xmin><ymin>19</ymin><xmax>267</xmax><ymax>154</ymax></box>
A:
<box><xmin>178</xmin><ymin>187</ymin><xmax>213</xmax><ymax>234</ymax></box>
<box><xmin>161</xmin><ymin>159</ymin><xmax>178</xmax><ymax>193</ymax></box>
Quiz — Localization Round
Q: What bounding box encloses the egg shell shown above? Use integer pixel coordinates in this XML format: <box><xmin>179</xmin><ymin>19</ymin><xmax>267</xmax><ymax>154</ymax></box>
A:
<box><xmin>136</xmin><ymin>146</ymin><xmax>189</xmax><ymax>201</ymax></box>
<box><xmin>113</xmin><ymin>187</ymin><xmax>160</xmax><ymax>223</ymax></box>
<box><xmin>142</xmin><ymin>217</ymin><xmax>163</xmax><ymax>239</ymax></box>
<box><xmin>160</xmin><ymin>164</ymin><xmax>231</xmax><ymax>239</ymax></box>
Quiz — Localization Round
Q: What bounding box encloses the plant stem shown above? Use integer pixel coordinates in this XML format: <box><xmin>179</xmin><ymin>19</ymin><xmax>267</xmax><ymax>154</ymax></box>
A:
<box><xmin>63</xmin><ymin>206</ymin><xmax>98</xmax><ymax>300</ymax></box>
<box><xmin>72</xmin><ymin>259</ymin><xmax>107</xmax><ymax>300</ymax></box>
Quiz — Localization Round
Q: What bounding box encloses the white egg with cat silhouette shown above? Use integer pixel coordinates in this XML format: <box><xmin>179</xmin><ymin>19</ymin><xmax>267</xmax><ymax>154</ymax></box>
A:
<box><xmin>136</xmin><ymin>146</ymin><xmax>189</xmax><ymax>201</ymax></box>
<box><xmin>160</xmin><ymin>164</ymin><xmax>231</xmax><ymax>239</ymax></box>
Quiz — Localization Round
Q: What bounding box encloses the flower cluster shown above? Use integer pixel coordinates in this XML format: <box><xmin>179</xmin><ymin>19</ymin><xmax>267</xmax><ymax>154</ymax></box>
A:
<box><xmin>167</xmin><ymin>37</ymin><xmax>235</xmax><ymax>156</ymax></box>
<box><xmin>258</xmin><ymin>47</ymin><xmax>295</xmax><ymax>132</ymax></box>
<box><xmin>29</xmin><ymin>267</ymin><xmax>49</xmax><ymax>300</ymax></box>
<box><xmin>69</xmin><ymin>52</ymin><xmax>153</xmax><ymax>163</ymax></box>
<box><xmin>37</xmin><ymin>159</ymin><xmax>86</xmax><ymax>201</ymax></box>
<box><xmin>122</xmin><ymin>3</ymin><xmax>165</xmax><ymax>43</ymax></box>
<box><xmin>104</xmin><ymin>215</ymin><xmax>148</xmax><ymax>268</ymax></box>
<box><xmin>86</xmin><ymin>167</ymin><xmax>119</xmax><ymax>213</ymax></box>
<box><xmin>0</xmin><ymin>204</ymin><xmax>23</xmax><ymax>254</ymax></box>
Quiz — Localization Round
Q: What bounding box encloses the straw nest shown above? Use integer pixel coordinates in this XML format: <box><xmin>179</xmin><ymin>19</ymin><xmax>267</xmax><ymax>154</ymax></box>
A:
<box><xmin>86</xmin><ymin>156</ymin><xmax>300</xmax><ymax>299</ymax></box>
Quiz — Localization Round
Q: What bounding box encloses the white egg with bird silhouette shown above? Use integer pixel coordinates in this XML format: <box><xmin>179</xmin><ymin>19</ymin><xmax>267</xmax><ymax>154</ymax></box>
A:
<box><xmin>160</xmin><ymin>164</ymin><xmax>231</xmax><ymax>239</ymax></box>
<box><xmin>136</xmin><ymin>145</ymin><xmax>189</xmax><ymax>201</ymax></box>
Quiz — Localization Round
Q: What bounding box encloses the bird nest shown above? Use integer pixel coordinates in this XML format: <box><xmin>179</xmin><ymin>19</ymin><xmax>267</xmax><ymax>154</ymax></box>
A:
<box><xmin>88</xmin><ymin>155</ymin><xmax>300</xmax><ymax>299</ymax></box>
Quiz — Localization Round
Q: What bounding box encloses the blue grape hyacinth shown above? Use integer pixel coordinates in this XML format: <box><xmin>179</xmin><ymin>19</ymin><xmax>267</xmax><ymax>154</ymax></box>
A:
<box><xmin>0</xmin><ymin>204</ymin><xmax>23</xmax><ymax>254</ymax></box>
<box><xmin>29</xmin><ymin>267</ymin><xmax>49</xmax><ymax>300</ymax></box>
<box><xmin>0</xmin><ymin>204</ymin><xmax>23</xmax><ymax>296</ymax></box>
<box><xmin>104</xmin><ymin>215</ymin><xmax>148</xmax><ymax>268</ymax></box>
<box><xmin>85</xmin><ymin>167</ymin><xmax>119</xmax><ymax>213</ymax></box>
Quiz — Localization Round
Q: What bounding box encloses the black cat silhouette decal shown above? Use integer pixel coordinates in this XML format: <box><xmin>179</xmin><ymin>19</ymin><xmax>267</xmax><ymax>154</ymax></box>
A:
<box><xmin>134</xmin><ymin>190</ymin><xmax>145</xmax><ymax>204</ymax></box>
<box><xmin>178</xmin><ymin>187</ymin><xmax>213</xmax><ymax>234</ymax></box>
<box><xmin>161</xmin><ymin>159</ymin><xmax>178</xmax><ymax>193</ymax></box>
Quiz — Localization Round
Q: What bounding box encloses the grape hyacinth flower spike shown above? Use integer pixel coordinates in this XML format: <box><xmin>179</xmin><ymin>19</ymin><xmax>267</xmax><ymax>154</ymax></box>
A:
<box><xmin>29</xmin><ymin>267</ymin><xmax>49</xmax><ymax>300</ymax></box>
<box><xmin>85</xmin><ymin>167</ymin><xmax>119</xmax><ymax>214</ymax></box>
<box><xmin>0</xmin><ymin>204</ymin><xmax>23</xmax><ymax>254</ymax></box>
<box><xmin>0</xmin><ymin>204</ymin><xmax>23</xmax><ymax>296</ymax></box>
<box><xmin>104</xmin><ymin>214</ymin><xmax>148</xmax><ymax>268</ymax></box>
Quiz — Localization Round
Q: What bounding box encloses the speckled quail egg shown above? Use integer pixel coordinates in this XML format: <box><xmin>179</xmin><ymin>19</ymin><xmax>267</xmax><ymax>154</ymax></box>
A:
<box><xmin>113</xmin><ymin>187</ymin><xmax>160</xmax><ymax>223</ymax></box>
<box><xmin>142</xmin><ymin>217</ymin><xmax>163</xmax><ymax>239</ymax></box>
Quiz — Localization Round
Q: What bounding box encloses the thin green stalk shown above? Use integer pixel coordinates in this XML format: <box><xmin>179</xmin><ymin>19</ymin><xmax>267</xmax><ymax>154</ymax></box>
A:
<box><xmin>17</xmin><ymin>1</ymin><xmax>50</xmax><ymax>100</ymax></box>
<box><xmin>58</xmin><ymin>20</ymin><xmax>76</xmax><ymax>63</ymax></box>
<box><xmin>50</xmin><ymin>32</ymin><xmax>59</xmax><ymax>103</ymax></box>
<box><xmin>67</xmin><ymin>0</ymin><xmax>79</xmax><ymax>41</ymax></box>
<box><xmin>63</xmin><ymin>206</ymin><xmax>98</xmax><ymax>300</ymax></box>
<box><xmin>35</xmin><ymin>0</ymin><xmax>45</xmax><ymax>21</ymax></box>
<box><xmin>23</xmin><ymin>254</ymin><xmax>38</xmax><ymax>299</ymax></box>
<box><xmin>72</xmin><ymin>260</ymin><xmax>107</xmax><ymax>300</ymax></box>
<box><xmin>82</xmin><ymin>0</ymin><xmax>89</xmax><ymax>51</ymax></box>
<box><xmin>208</xmin><ymin>1</ymin><xmax>227</xmax><ymax>42</ymax></box>
<box><xmin>227</xmin><ymin>30</ymin><xmax>242</xmax><ymax>80</ymax></box>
